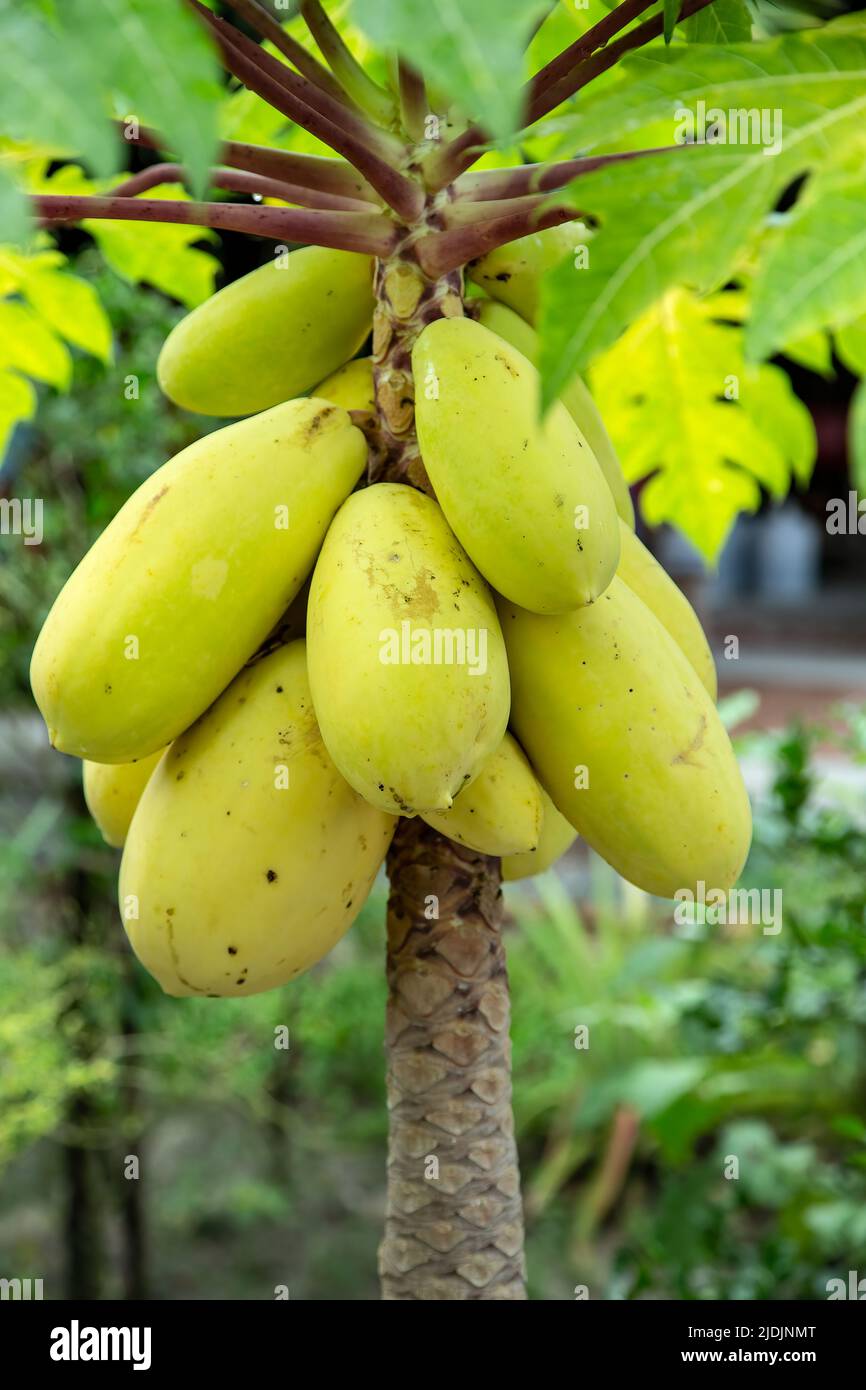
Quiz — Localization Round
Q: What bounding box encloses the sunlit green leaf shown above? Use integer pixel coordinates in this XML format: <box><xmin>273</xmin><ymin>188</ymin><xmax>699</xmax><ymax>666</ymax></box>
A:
<box><xmin>0</xmin><ymin>5</ymin><xmax>116</xmax><ymax>178</ymax></box>
<box><xmin>0</xmin><ymin>300</ymin><xmax>71</xmax><ymax>388</ymax></box>
<box><xmin>0</xmin><ymin>368</ymin><xmax>37</xmax><ymax>458</ymax></box>
<box><xmin>836</xmin><ymin>315</ymin><xmax>866</xmax><ymax>377</ymax></box>
<box><xmin>538</xmin><ymin>144</ymin><xmax>779</xmax><ymax>402</ymax></box>
<box><xmin>747</xmin><ymin>168</ymin><xmax>866</xmax><ymax>360</ymax></box>
<box><xmin>352</xmin><ymin>0</ymin><xmax>548</xmax><ymax>139</ymax></box>
<box><xmin>0</xmin><ymin>166</ymin><xmax>31</xmax><ymax>247</ymax></box>
<box><xmin>588</xmin><ymin>287</ymin><xmax>816</xmax><ymax>560</ymax></box>
<box><xmin>849</xmin><ymin>380</ymin><xmax>866</xmax><ymax>496</ymax></box>
<box><xmin>59</xmin><ymin>0</ymin><xmax>222</xmax><ymax>199</ymax></box>
<box><xmin>19</xmin><ymin>265</ymin><xmax>113</xmax><ymax>362</ymax></box>
<box><xmin>682</xmin><ymin>0</ymin><xmax>752</xmax><ymax>44</ymax></box>
<box><xmin>83</xmin><ymin>186</ymin><xmax>220</xmax><ymax>309</ymax></box>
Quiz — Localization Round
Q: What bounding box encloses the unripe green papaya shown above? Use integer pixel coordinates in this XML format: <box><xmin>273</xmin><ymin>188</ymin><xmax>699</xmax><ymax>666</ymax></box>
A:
<box><xmin>83</xmin><ymin>748</ymin><xmax>165</xmax><ymax>848</ymax></box>
<box><xmin>477</xmin><ymin>300</ymin><xmax>635</xmax><ymax>530</ymax></box>
<box><xmin>157</xmin><ymin>248</ymin><xmax>374</xmax><ymax>416</ymax></box>
<box><xmin>616</xmin><ymin>521</ymin><xmax>717</xmax><ymax>700</ymax></box>
<box><xmin>307</xmin><ymin>482</ymin><xmax>510</xmax><ymax>815</ymax></box>
<box><xmin>502</xmin><ymin>786</ymin><xmax>577</xmax><ymax>881</ymax></box>
<box><xmin>119</xmin><ymin>642</ymin><xmax>395</xmax><ymax>997</ymax></box>
<box><xmin>413</xmin><ymin>317</ymin><xmax>620</xmax><ymax>614</ymax></box>
<box><xmin>422</xmin><ymin>732</ymin><xmax>542</xmax><ymax>856</ymax></box>
<box><xmin>498</xmin><ymin>578</ymin><xmax>751</xmax><ymax>898</ymax></box>
<box><xmin>31</xmin><ymin>399</ymin><xmax>367</xmax><ymax>763</ymax></box>
<box><xmin>313</xmin><ymin>356</ymin><xmax>375</xmax><ymax>413</ymax></box>
<box><xmin>470</xmin><ymin>223</ymin><xmax>587</xmax><ymax>323</ymax></box>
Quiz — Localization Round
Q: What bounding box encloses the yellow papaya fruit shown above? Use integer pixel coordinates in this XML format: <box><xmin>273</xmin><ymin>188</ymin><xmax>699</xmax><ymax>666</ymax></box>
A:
<box><xmin>83</xmin><ymin>748</ymin><xmax>165</xmax><ymax>848</ymax></box>
<box><xmin>313</xmin><ymin>356</ymin><xmax>375</xmax><ymax>413</ymax></box>
<box><xmin>616</xmin><ymin>521</ymin><xmax>717</xmax><ymax>700</ymax></box>
<box><xmin>157</xmin><ymin>247</ymin><xmax>374</xmax><ymax>416</ymax></box>
<box><xmin>470</xmin><ymin>223</ymin><xmax>588</xmax><ymax>323</ymax></box>
<box><xmin>502</xmin><ymin>787</ymin><xmax>577</xmax><ymax>881</ymax></box>
<box><xmin>476</xmin><ymin>300</ymin><xmax>635</xmax><ymax>530</ymax></box>
<box><xmin>307</xmin><ymin>482</ymin><xmax>510</xmax><ymax>815</ymax></box>
<box><xmin>498</xmin><ymin>578</ymin><xmax>751</xmax><ymax>898</ymax></box>
<box><xmin>119</xmin><ymin>641</ymin><xmax>395</xmax><ymax>997</ymax></box>
<box><xmin>422</xmin><ymin>732</ymin><xmax>542</xmax><ymax>856</ymax></box>
<box><xmin>413</xmin><ymin>317</ymin><xmax>620</xmax><ymax>614</ymax></box>
<box><xmin>31</xmin><ymin>399</ymin><xmax>367</xmax><ymax>763</ymax></box>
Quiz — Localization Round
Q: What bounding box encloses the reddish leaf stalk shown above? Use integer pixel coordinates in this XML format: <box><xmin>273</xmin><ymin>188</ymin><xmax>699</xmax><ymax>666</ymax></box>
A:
<box><xmin>33</xmin><ymin>195</ymin><xmax>397</xmax><ymax>257</ymax></box>
<box><xmin>299</xmin><ymin>0</ymin><xmax>395</xmax><ymax>124</ymax></box>
<box><xmin>398</xmin><ymin>59</ymin><xmax>428</xmax><ymax>143</ymax></box>
<box><xmin>454</xmin><ymin>146</ymin><xmax>678</xmax><ymax>201</ymax></box>
<box><xmin>215</xmin><ymin>143</ymin><xmax>381</xmax><ymax>204</ymax></box>
<box><xmin>194</xmin><ymin>2</ymin><xmax>393</xmax><ymax>156</ymax></box>
<box><xmin>527</xmin><ymin>0</ymin><xmax>658</xmax><ymax>108</ymax></box>
<box><xmin>221</xmin><ymin>0</ymin><xmax>355</xmax><ymax>108</ymax></box>
<box><xmin>198</xmin><ymin>7</ymin><xmax>422</xmax><ymax>220</ymax></box>
<box><xmin>110</xmin><ymin>162</ymin><xmax>372</xmax><ymax>213</ymax></box>
<box><xmin>115</xmin><ymin>123</ymin><xmax>381</xmax><ymax>204</ymax></box>
<box><xmin>417</xmin><ymin>204</ymin><xmax>581</xmax><ymax>279</ymax></box>
<box><xmin>426</xmin><ymin>0</ymin><xmax>721</xmax><ymax>187</ymax></box>
<box><xmin>528</xmin><ymin>0</ymin><xmax>723</xmax><ymax>122</ymax></box>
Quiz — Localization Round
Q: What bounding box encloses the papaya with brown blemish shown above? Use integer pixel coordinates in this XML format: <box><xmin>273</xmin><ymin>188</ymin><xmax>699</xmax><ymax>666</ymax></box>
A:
<box><xmin>307</xmin><ymin>482</ymin><xmax>510</xmax><ymax>815</ymax></box>
<box><xmin>498</xmin><ymin>578</ymin><xmax>751</xmax><ymax>897</ymax></box>
<box><xmin>502</xmin><ymin>787</ymin><xmax>577</xmax><ymax>881</ymax></box>
<box><xmin>119</xmin><ymin>641</ymin><xmax>395</xmax><ymax>998</ymax></box>
<box><xmin>421</xmin><ymin>732</ymin><xmax>542</xmax><ymax>856</ymax></box>
<box><xmin>413</xmin><ymin>317</ymin><xmax>620</xmax><ymax>614</ymax></box>
<box><xmin>30</xmin><ymin>399</ymin><xmax>367</xmax><ymax>763</ymax></box>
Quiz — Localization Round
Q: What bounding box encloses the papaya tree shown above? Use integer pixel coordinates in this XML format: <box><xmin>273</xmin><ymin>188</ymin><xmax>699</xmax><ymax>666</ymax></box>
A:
<box><xmin>5</xmin><ymin>0</ymin><xmax>865</xmax><ymax>1300</ymax></box>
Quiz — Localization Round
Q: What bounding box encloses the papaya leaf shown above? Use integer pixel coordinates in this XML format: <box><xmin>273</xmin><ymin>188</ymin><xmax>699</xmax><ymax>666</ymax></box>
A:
<box><xmin>588</xmin><ymin>287</ymin><xmax>816</xmax><ymax>562</ymax></box>
<box><xmin>0</xmin><ymin>369</ymin><xmax>36</xmax><ymax>460</ymax></box>
<box><xmin>681</xmin><ymin>0</ymin><xmax>753</xmax><ymax>44</ymax></box>
<box><xmin>14</xmin><ymin>263</ymin><xmax>113</xmax><ymax>363</ymax></box>
<box><xmin>782</xmin><ymin>330</ymin><xmax>834</xmax><ymax>379</ymax></box>
<box><xmin>0</xmin><ymin>301</ymin><xmax>71</xmax><ymax>389</ymax></box>
<box><xmin>663</xmin><ymin>0</ymin><xmax>680</xmax><ymax>43</ymax></box>
<box><xmin>538</xmin><ymin>143</ymin><xmax>780</xmax><ymax>405</ymax></box>
<box><xmin>835</xmin><ymin>316</ymin><xmax>866</xmax><ymax>378</ymax></box>
<box><xmin>849</xmin><ymin>380</ymin><xmax>866</xmax><ymax>497</ymax></box>
<box><xmin>747</xmin><ymin>168</ymin><xmax>866</xmax><ymax>361</ymax></box>
<box><xmin>82</xmin><ymin>186</ymin><xmax>220</xmax><ymax>310</ymax></box>
<box><xmin>538</xmin><ymin>31</ymin><xmax>866</xmax><ymax>403</ymax></box>
<box><xmin>552</xmin><ymin>28</ymin><xmax>866</xmax><ymax>156</ymax></box>
<box><xmin>0</xmin><ymin>167</ymin><xmax>32</xmax><ymax>248</ymax></box>
<box><xmin>0</xmin><ymin>4</ymin><xmax>116</xmax><ymax>180</ymax></box>
<box><xmin>58</xmin><ymin>0</ymin><xmax>222</xmax><ymax>200</ymax></box>
<box><xmin>351</xmin><ymin>0</ymin><xmax>549</xmax><ymax>139</ymax></box>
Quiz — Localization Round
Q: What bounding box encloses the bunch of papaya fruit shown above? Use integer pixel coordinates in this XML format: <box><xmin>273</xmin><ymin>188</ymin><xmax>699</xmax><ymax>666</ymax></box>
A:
<box><xmin>31</xmin><ymin>230</ymin><xmax>751</xmax><ymax>999</ymax></box>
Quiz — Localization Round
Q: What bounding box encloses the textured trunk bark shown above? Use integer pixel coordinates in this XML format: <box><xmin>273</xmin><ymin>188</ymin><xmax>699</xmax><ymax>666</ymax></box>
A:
<box><xmin>378</xmin><ymin>819</ymin><xmax>526</xmax><ymax>1299</ymax></box>
<box><xmin>371</xmin><ymin>213</ymin><xmax>527</xmax><ymax>1299</ymax></box>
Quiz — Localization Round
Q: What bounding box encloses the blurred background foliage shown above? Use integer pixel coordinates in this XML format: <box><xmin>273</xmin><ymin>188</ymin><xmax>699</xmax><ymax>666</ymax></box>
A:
<box><xmin>2</xmin><ymin>257</ymin><xmax>866</xmax><ymax>1298</ymax></box>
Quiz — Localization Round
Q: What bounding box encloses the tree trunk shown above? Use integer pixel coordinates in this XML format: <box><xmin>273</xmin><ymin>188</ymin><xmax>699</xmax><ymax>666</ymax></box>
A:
<box><xmin>371</xmin><ymin>223</ymin><xmax>527</xmax><ymax>1299</ymax></box>
<box><xmin>378</xmin><ymin>818</ymin><xmax>526</xmax><ymax>1299</ymax></box>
